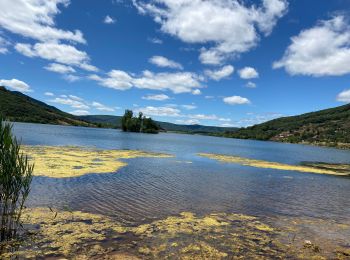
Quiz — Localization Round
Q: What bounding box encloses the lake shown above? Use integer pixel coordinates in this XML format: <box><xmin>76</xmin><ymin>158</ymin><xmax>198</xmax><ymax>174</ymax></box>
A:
<box><xmin>10</xmin><ymin>122</ymin><xmax>350</xmax><ymax>258</ymax></box>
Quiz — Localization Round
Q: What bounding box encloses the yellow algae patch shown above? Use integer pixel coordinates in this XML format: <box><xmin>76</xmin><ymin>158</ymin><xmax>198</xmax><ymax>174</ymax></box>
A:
<box><xmin>198</xmin><ymin>153</ymin><xmax>350</xmax><ymax>176</ymax></box>
<box><xmin>22</xmin><ymin>145</ymin><xmax>172</xmax><ymax>178</ymax></box>
<box><xmin>133</xmin><ymin>211</ymin><xmax>228</xmax><ymax>237</ymax></box>
<box><xmin>3</xmin><ymin>208</ymin><xmax>348</xmax><ymax>259</ymax></box>
<box><xmin>3</xmin><ymin>207</ymin><xmax>129</xmax><ymax>259</ymax></box>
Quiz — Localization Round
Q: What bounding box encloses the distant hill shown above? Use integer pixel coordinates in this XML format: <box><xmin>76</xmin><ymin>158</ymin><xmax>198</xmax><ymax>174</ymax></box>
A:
<box><xmin>79</xmin><ymin>115</ymin><xmax>237</xmax><ymax>134</ymax></box>
<box><xmin>223</xmin><ymin>104</ymin><xmax>350</xmax><ymax>148</ymax></box>
<box><xmin>0</xmin><ymin>86</ymin><xmax>95</xmax><ymax>127</ymax></box>
<box><xmin>0</xmin><ymin>86</ymin><xmax>236</xmax><ymax>134</ymax></box>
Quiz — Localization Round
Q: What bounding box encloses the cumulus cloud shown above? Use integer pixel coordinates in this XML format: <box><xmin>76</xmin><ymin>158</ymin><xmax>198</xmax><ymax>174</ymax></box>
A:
<box><xmin>90</xmin><ymin>69</ymin><xmax>203</xmax><ymax>94</ymax></box>
<box><xmin>238</xmin><ymin>67</ymin><xmax>259</xmax><ymax>79</ymax></box>
<box><xmin>192</xmin><ymin>89</ymin><xmax>202</xmax><ymax>95</ymax></box>
<box><xmin>245</xmin><ymin>81</ymin><xmax>257</xmax><ymax>88</ymax></box>
<box><xmin>0</xmin><ymin>0</ymin><xmax>85</xmax><ymax>43</ymax></box>
<box><xmin>274</xmin><ymin>16</ymin><xmax>350</xmax><ymax>76</ymax></box>
<box><xmin>50</xmin><ymin>96</ymin><xmax>90</xmax><ymax>110</ymax></box>
<box><xmin>15</xmin><ymin>42</ymin><xmax>97</xmax><ymax>72</ymax></box>
<box><xmin>205</xmin><ymin>65</ymin><xmax>234</xmax><ymax>81</ymax></box>
<box><xmin>336</xmin><ymin>89</ymin><xmax>350</xmax><ymax>103</ymax></box>
<box><xmin>104</xmin><ymin>15</ymin><xmax>116</xmax><ymax>24</ymax></box>
<box><xmin>134</xmin><ymin>0</ymin><xmax>288</xmax><ymax>64</ymax></box>
<box><xmin>181</xmin><ymin>104</ymin><xmax>197</xmax><ymax>110</ymax></box>
<box><xmin>149</xmin><ymin>55</ymin><xmax>183</xmax><ymax>69</ymax></box>
<box><xmin>63</xmin><ymin>74</ymin><xmax>81</xmax><ymax>82</ymax></box>
<box><xmin>142</xmin><ymin>94</ymin><xmax>170</xmax><ymax>101</ymax></box>
<box><xmin>0</xmin><ymin>78</ymin><xmax>32</xmax><ymax>92</ymax></box>
<box><xmin>92</xmin><ymin>102</ymin><xmax>115</xmax><ymax>112</ymax></box>
<box><xmin>136</xmin><ymin>106</ymin><xmax>181</xmax><ymax>117</ymax></box>
<box><xmin>176</xmin><ymin>119</ymin><xmax>200</xmax><ymax>125</ymax></box>
<box><xmin>223</xmin><ymin>96</ymin><xmax>251</xmax><ymax>105</ymax></box>
<box><xmin>44</xmin><ymin>92</ymin><xmax>54</xmax><ymax>96</ymax></box>
<box><xmin>136</xmin><ymin>105</ymin><xmax>231</xmax><ymax>125</ymax></box>
<box><xmin>45</xmin><ymin>63</ymin><xmax>76</xmax><ymax>74</ymax></box>
<box><xmin>70</xmin><ymin>110</ymin><xmax>90</xmax><ymax>116</ymax></box>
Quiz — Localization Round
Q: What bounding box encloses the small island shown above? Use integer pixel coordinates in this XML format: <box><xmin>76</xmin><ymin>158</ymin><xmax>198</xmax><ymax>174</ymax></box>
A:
<box><xmin>121</xmin><ymin>110</ymin><xmax>161</xmax><ymax>134</ymax></box>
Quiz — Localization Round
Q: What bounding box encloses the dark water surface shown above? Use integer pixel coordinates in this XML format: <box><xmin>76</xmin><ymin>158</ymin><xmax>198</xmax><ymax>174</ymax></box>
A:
<box><xmin>13</xmin><ymin>122</ymin><xmax>350</xmax><ymax>225</ymax></box>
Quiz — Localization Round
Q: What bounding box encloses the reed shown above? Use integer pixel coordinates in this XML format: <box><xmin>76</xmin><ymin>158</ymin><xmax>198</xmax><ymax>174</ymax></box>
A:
<box><xmin>0</xmin><ymin>118</ymin><xmax>33</xmax><ymax>242</ymax></box>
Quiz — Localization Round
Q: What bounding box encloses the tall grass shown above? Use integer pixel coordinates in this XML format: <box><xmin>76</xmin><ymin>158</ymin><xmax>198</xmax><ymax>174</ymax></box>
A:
<box><xmin>0</xmin><ymin>118</ymin><xmax>33</xmax><ymax>242</ymax></box>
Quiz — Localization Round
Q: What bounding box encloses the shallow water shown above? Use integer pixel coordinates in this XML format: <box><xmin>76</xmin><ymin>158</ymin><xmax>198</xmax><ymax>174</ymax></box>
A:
<box><xmin>9</xmin><ymin>122</ymin><xmax>350</xmax><ymax>258</ymax></box>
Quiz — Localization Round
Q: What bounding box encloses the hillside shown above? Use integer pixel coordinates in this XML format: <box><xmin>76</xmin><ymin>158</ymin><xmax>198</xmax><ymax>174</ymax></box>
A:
<box><xmin>79</xmin><ymin>115</ymin><xmax>237</xmax><ymax>134</ymax></box>
<box><xmin>0</xmin><ymin>86</ymin><xmax>236</xmax><ymax>134</ymax></box>
<box><xmin>0</xmin><ymin>86</ymin><xmax>96</xmax><ymax>127</ymax></box>
<box><xmin>223</xmin><ymin>104</ymin><xmax>350</xmax><ymax>148</ymax></box>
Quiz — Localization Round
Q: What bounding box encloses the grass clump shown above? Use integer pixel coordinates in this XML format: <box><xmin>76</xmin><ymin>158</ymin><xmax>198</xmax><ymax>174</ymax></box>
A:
<box><xmin>0</xmin><ymin>118</ymin><xmax>33</xmax><ymax>242</ymax></box>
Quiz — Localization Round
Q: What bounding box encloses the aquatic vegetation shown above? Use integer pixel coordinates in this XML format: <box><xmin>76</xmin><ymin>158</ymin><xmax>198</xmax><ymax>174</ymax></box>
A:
<box><xmin>3</xmin><ymin>208</ymin><xmax>350</xmax><ymax>259</ymax></box>
<box><xmin>198</xmin><ymin>153</ymin><xmax>350</xmax><ymax>176</ymax></box>
<box><xmin>0</xmin><ymin>119</ymin><xmax>33</xmax><ymax>242</ymax></box>
<box><xmin>22</xmin><ymin>146</ymin><xmax>172</xmax><ymax>178</ymax></box>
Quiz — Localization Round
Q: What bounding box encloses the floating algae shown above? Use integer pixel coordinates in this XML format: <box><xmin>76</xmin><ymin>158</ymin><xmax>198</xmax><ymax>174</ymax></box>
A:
<box><xmin>198</xmin><ymin>153</ymin><xmax>350</xmax><ymax>176</ymax></box>
<box><xmin>22</xmin><ymin>146</ymin><xmax>172</xmax><ymax>178</ymax></box>
<box><xmin>3</xmin><ymin>208</ymin><xmax>350</xmax><ymax>259</ymax></box>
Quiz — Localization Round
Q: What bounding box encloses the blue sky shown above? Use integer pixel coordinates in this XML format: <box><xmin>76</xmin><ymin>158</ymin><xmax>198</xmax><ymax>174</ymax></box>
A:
<box><xmin>1</xmin><ymin>0</ymin><xmax>350</xmax><ymax>127</ymax></box>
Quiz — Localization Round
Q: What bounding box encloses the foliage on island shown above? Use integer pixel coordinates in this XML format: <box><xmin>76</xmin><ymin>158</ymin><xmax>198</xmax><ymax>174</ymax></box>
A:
<box><xmin>220</xmin><ymin>103</ymin><xmax>350</xmax><ymax>148</ymax></box>
<box><xmin>121</xmin><ymin>110</ymin><xmax>161</xmax><ymax>134</ymax></box>
<box><xmin>0</xmin><ymin>118</ymin><xmax>33</xmax><ymax>242</ymax></box>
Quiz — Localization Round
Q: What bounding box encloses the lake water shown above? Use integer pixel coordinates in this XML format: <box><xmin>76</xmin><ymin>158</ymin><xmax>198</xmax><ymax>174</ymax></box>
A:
<box><xmin>12</xmin><ymin>122</ymin><xmax>350</xmax><ymax>226</ymax></box>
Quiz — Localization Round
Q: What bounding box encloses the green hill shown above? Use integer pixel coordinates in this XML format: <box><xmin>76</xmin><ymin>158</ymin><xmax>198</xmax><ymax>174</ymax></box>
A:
<box><xmin>0</xmin><ymin>86</ymin><xmax>96</xmax><ymax>127</ymax></box>
<box><xmin>223</xmin><ymin>104</ymin><xmax>350</xmax><ymax>148</ymax></box>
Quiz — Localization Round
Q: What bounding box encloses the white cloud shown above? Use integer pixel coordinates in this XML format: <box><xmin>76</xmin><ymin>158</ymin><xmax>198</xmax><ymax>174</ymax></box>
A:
<box><xmin>245</xmin><ymin>81</ymin><xmax>256</xmax><ymax>88</ymax></box>
<box><xmin>181</xmin><ymin>104</ymin><xmax>197</xmax><ymax>110</ymax></box>
<box><xmin>336</xmin><ymin>89</ymin><xmax>350</xmax><ymax>103</ymax></box>
<box><xmin>238</xmin><ymin>67</ymin><xmax>259</xmax><ymax>79</ymax></box>
<box><xmin>188</xmin><ymin>114</ymin><xmax>230</xmax><ymax>122</ymax></box>
<box><xmin>0</xmin><ymin>78</ymin><xmax>32</xmax><ymax>92</ymax></box>
<box><xmin>92</xmin><ymin>102</ymin><xmax>115</xmax><ymax>112</ymax></box>
<box><xmin>50</xmin><ymin>96</ymin><xmax>90</xmax><ymax>110</ymax></box>
<box><xmin>45</xmin><ymin>63</ymin><xmax>76</xmax><ymax>74</ymax></box>
<box><xmin>70</xmin><ymin>110</ymin><xmax>90</xmax><ymax>116</ymax></box>
<box><xmin>176</xmin><ymin>119</ymin><xmax>200</xmax><ymax>125</ymax></box>
<box><xmin>63</xmin><ymin>74</ymin><xmax>81</xmax><ymax>82</ymax></box>
<box><xmin>104</xmin><ymin>15</ymin><xmax>116</xmax><ymax>24</ymax></box>
<box><xmin>223</xmin><ymin>96</ymin><xmax>251</xmax><ymax>105</ymax></box>
<box><xmin>90</xmin><ymin>69</ymin><xmax>203</xmax><ymax>94</ymax></box>
<box><xmin>148</xmin><ymin>37</ymin><xmax>163</xmax><ymax>44</ymax></box>
<box><xmin>0</xmin><ymin>0</ymin><xmax>85</xmax><ymax>43</ymax></box>
<box><xmin>274</xmin><ymin>16</ymin><xmax>350</xmax><ymax>76</ymax></box>
<box><xmin>192</xmin><ymin>89</ymin><xmax>201</xmax><ymax>95</ymax></box>
<box><xmin>205</xmin><ymin>65</ymin><xmax>234</xmax><ymax>81</ymax></box>
<box><xmin>149</xmin><ymin>55</ymin><xmax>183</xmax><ymax>69</ymax></box>
<box><xmin>142</xmin><ymin>94</ymin><xmax>170</xmax><ymax>101</ymax></box>
<box><xmin>15</xmin><ymin>42</ymin><xmax>97</xmax><ymax>72</ymax></box>
<box><xmin>134</xmin><ymin>0</ymin><xmax>288</xmax><ymax>64</ymax></box>
<box><xmin>136</xmin><ymin>106</ymin><xmax>181</xmax><ymax>117</ymax></box>
<box><xmin>44</xmin><ymin>92</ymin><xmax>54</xmax><ymax>96</ymax></box>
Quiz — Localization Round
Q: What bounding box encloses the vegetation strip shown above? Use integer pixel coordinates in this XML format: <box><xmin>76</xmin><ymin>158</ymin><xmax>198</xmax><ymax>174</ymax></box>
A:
<box><xmin>22</xmin><ymin>146</ymin><xmax>172</xmax><ymax>178</ymax></box>
<box><xmin>198</xmin><ymin>153</ymin><xmax>350</xmax><ymax>176</ymax></box>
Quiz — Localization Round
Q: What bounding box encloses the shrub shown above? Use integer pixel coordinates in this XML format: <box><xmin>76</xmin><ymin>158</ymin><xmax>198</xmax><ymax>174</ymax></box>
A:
<box><xmin>0</xmin><ymin>118</ymin><xmax>33</xmax><ymax>242</ymax></box>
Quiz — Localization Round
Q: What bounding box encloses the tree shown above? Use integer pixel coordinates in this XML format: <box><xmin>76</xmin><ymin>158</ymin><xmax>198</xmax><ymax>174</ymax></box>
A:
<box><xmin>121</xmin><ymin>110</ymin><xmax>160</xmax><ymax>134</ymax></box>
<box><xmin>0</xmin><ymin>118</ymin><xmax>33</xmax><ymax>242</ymax></box>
